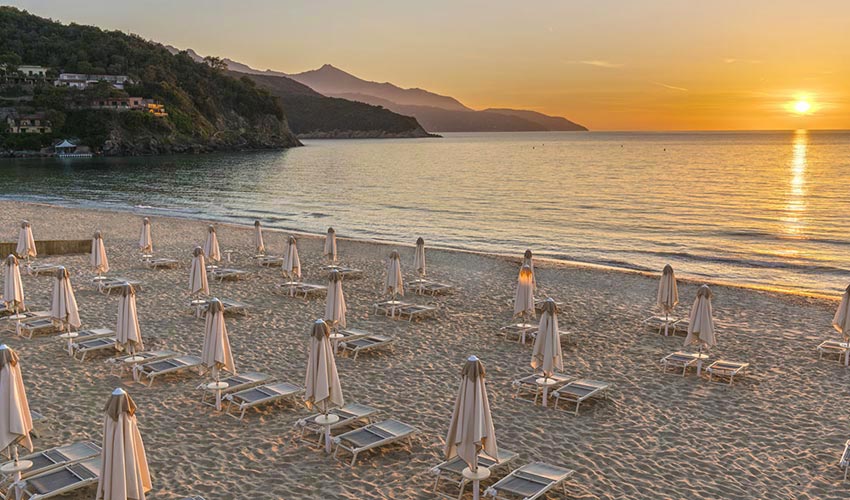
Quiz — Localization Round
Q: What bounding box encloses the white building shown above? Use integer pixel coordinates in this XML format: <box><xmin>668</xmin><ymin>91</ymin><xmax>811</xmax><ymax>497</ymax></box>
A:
<box><xmin>54</xmin><ymin>73</ymin><xmax>132</xmax><ymax>90</ymax></box>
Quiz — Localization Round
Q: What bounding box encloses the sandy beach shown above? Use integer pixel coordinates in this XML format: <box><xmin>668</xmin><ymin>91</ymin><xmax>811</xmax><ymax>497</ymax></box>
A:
<box><xmin>0</xmin><ymin>199</ymin><xmax>847</xmax><ymax>500</ymax></box>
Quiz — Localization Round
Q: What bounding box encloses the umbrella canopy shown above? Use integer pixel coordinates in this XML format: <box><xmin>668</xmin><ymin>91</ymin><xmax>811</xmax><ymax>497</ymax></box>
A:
<box><xmin>91</xmin><ymin>230</ymin><xmax>110</xmax><ymax>274</ymax></box>
<box><xmin>203</xmin><ymin>225</ymin><xmax>221</xmax><ymax>263</ymax></box>
<box><xmin>3</xmin><ymin>255</ymin><xmax>25</xmax><ymax>314</ymax></box>
<box><xmin>324</xmin><ymin>227</ymin><xmax>337</xmax><ymax>263</ymax></box>
<box><xmin>16</xmin><ymin>221</ymin><xmax>36</xmax><ymax>259</ymax></box>
<box><xmin>386</xmin><ymin>250</ymin><xmax>404</xmax><ymax>296</ymax></box>
<box><xmin>413</xmin><ymin>237</ymin><xmax>426</xmax><ymax>277</ymax></box>
<box><xmin>284</xmin><ymin>236</ymin><xmax>301</xmax><ymax>279</ymax></box>
<box><xmin>0</xmin><ymin>345</ymin><xmax>33</xmax><ymax>455</ymax></box>
<box><xmin>657</xmin><ymin>264</ymin><xmax>679</xmax><ymax>315</ymax></box>
<box><xmin>304</xmin><ymin>320</ymin><xmax>344</xmax><ymax>413</ymax></box>
<box><xmin>116</xmin><ymin>284</ymin><xmax>143</xmax><ymax>355</ymax></box>
<box><xmin>522</xmin><ymin>249</ymin><xmax>535</xmax><ymax>288</ymax></box>
<box><xmin>201</xmin><ymin>299</ymin><xmax>236</xmax><ymax>376</ymax></box>
<box><xmin>324</xmin><ymin>270</ymin><xmax>347</xmax><ymax>328</ymax></box>
<box><xmin>97</xmin><ymin>388</ymin><xmax>151</xmax><ymax>500</ymax></box>
<box><xmin>445</xmin><ymin>356</ymin><xmax>498</xmax><ymax>471</ymax></box>
<box><xmin>531</xmin><ymin>299</ymin><xmax>564</xmax><ymax>377</ymax></box>
<box><xmin>189</xmin><ymin>247</ymin><xmax>209</xmax><ymax>296</ymax></box>
<box><xmin>253</xmin><ymin>221</ymin><xmax>265</xmax><ymax>255</ymax></box>
<box><xmin>513</xmin><ymin>265</ymin><xmax>534</xmax><ymax>318</ymax></box>
<box><xmin>139</xmin><ymin>218</ymin><xmax>152</xmax><ymax>254</ymax></box>
<box><xmin>51</xmin><ymin>267</ymin><xmax>81</xmax><ymax>331</ymax></box>
<box><xmin>685</xmin><ymin>285</ymin><xmax>717</xmax><ymax>350</ymax></box>
<box><xmin>833</xmin><ymin>284</ymin><xmax>850</xmax><ymax>341</ymax></box>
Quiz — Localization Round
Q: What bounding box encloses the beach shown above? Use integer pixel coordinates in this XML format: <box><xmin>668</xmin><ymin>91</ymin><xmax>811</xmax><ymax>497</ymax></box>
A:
<box><xmin>1</xmin><ymin>199</ymin><xmax>847</xmax><ymax>499</ymax></box>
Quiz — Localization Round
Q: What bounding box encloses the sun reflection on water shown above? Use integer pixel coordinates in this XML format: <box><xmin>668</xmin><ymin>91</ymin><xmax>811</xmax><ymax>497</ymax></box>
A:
<box><xmin>781</xmin><ymin>130</ymin><xmax>807</xmax><ymax>237</ymax></box>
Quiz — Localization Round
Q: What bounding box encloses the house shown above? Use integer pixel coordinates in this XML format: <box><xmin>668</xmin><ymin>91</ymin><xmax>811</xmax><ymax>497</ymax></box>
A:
<box><xmin>0</xmin><ymin>64</ymin><xmax>49</xmax><ymax>86</ymax></box>
<box><xmin>16</xmin><ymin>65</ymin><xmax>48</xmax><ymax>78</ymax></box>
<box><xmin>54</xmin><ymin>73</ymin><xmax>132</xmax><ymax>90</ymax></box>
<box><xmin>90</xmin><ymin>97</ymin><xmax>146</xmax><ymax>110</ymax></box>
<box><xmin>5</xmin><ymin>112</ymin><xmax>51</xmax><ymax>134</ymax></box>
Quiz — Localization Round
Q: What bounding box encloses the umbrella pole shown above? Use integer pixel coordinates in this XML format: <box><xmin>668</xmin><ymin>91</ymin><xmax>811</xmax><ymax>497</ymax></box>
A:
<box><xmin>664</xmin><ymin>312</ymin><xmax>669</xmax><ymax>336</ymax></box>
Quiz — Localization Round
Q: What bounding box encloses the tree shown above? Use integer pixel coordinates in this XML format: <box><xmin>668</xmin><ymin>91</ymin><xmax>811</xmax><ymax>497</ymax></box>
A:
<box><xmin>203</xmin><ymin>56</ymin><xmax>227</xmax><ymax>72</ymax></box>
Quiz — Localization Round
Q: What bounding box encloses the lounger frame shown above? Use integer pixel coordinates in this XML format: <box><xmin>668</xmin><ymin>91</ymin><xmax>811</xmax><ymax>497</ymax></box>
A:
<box><xmin>333</xmin><ymin>419</ymin><xmax>417</xmax><ymax>466</ymax></box>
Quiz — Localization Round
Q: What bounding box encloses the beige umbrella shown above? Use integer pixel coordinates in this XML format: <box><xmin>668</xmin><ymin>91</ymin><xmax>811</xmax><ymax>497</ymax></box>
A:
<box><xmin>532</xmin><ymin>298</ymin><xmax>564</xmax><ymax>379</ymax></box>
<box><xmin>3</xmin><ymin>255</ymin><xmax>25</xmax><ymax>316</ymax></box>
<box><xmin>0</xmin><ymin>345</ymin><xmax>33</xmax><ymax>462</ymax></box>
<box><xmin>139</xmin><ymin>218</ymin><xmax>152</xmax><ymax>255</ymax></box>
<box><xmin>324</xmin><ymin>270</ymin><xmax>347</xmax><ymax>329</ymax></box>
<box><xmin>91</xmin><ymin>230</ymin><xmax>110</xmax><ymax>277</ymax></box>
<box><xmin>685</xmin><ymin>285</ymin><xmax>716</xmax><ymax>374</ymax></box>
<box><xmin>189</xmin><ymin>247</ymin><xmax>209</xmax><ymax>297</ymax></box>
<box><xmin>324</xmin><ymin>227</ymin><xmax>337</xmax><ymax>263</ymax></box>
<box><xmin>15</xmin><ymin>221</ymin><xmax>36</xmax><ymax>261</ymax></box>
<box><xmin>97</xmin><ymin>388</ymin><xmax>151</xmax><ymax>500</ymax></box>
<box><xmin>50</xmin><ymin>267</ymin><xmax>81</xmax><ymax>333</ymax></box>
<box><xmin>116</xmin><ymin>284</ymin><xmax>143</xmax><ymax>358</ymax></box>
<box><xmin>283</xmin><ymin>236</ymin><xmax>301</xmax><ymax>281</ymax></box>
<box><xmin>202</xmin><ymin>298</ymin><xmax>236</xmax><ymax>381</ymax></box>
<box><xmin>445</xmin><ymin>356</ymin><xmax>498</xmax><ymax>500</ymax></box>
<box><xmin>414</xmin><ymin>237</ymin><xmax>426</xmax><ymax>278</ymax></box>
<box><xmin>513</xmin><ymin>264</ymin><xmax>534</xmax><ymax>322</ymax></box>
<box><xmin>522</xmin><ymin>249</ymin><xmax>536</xmax><ymax>289</ymax></box>
<box><xmin>304</xmin><ymin>320</ymin><xmax>344</xmax><ymax>452</ymax></box>
<box><xmin>657</xmin><ymin>264</ymin><xmax>679</xmax><ymax>335</ymax></box>
<box><xmin>832</xmin><ymin>284</ymin><xmax>850</xmax><ymax>365</ymax></box>
<box><xmin>386</xmin><ymin>250</ymin><xmax>404</xmax><ymax>297</ymax></box>
<box><xmin>203</xmin><ymin>225</ymin><xmax>221</xmax><ymax>263</ymax></box>
<box><xmin>253</xmin><ymin>221</ymin><xmax>265</xmax><ymax>256</ymax></box>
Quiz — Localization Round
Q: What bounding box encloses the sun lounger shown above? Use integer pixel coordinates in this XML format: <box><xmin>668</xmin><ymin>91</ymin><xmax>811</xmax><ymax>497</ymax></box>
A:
<box><xmin>484</xmin><ymin>461</ymin><xmax>575</xmax><ymax>500</ymax></box>
<box><xmin>61</xmin><ymin>327</ymin><xmax>113</xmax><ymax>342</ymax></box>
<box><xmin>224</xmin><ymin>381</ymin><xmax>303</xmax><ymax>420</ymax></box>
<box><xmin>144</xmin><ymin>257</ymin><xmax>179</xmax><ymax>269</ymax></box>
<box><xmin>293</xmin><ymin>283</ymin><xmax>327</xmax><ymax>298</ymax></box>
<box><xmin>322</xmin><ymin>265</ymin><xmax>364</xmax><ymax>279</ymax></box>
<box><xmin>0</xmin><ymin>311</ymin><xmax>49</xmax><ymax>331</ymax></box>
<box><xmin>339</xmin><ymin>334</ymin><xmax>396</xmax><ymax>360</ymax></box>
<box><xmin>297</xmin><ymin>402</ymin><xmax>378</xmax><ymax>445</ymax></box>
<box><xmin>373</xmin><ymin>300</ymin><xmax>413</xmax><ymax>317</ymax></box>
<box><xmin>661</xmin><ymin>351</ymin><xmax>703</xmax><ymax>376</ymax></box>
<box><xmin>15</xmin><ymin>456</ymin><xmax>101</xmax><ymax>500</ymax></box>
<box><xmin>106</xmin><ymin>349</ymin><xmax>179</xmax><ymax>377</ymax></box>
<box><xmin>643</xmin><ymin>315</ymin><xmax>682</xmax><ymax>335</ymax></box>
<box><xmin>71</xmin><ymin>337</ymin><xmax>118</xmax><ymax>361</ymax></box>
<box><xmin>256</xmin><ymin>255</ymin><xmax>284</xmax><ymax>267</ymax></box>
<box><xmin>191</xmin><ymin>298</ymin><xmax>250</xmax><ymax>318</ymax></box>
<box><xmin>210</xmin><ymin>267</ymin><xmax>250</xmax><ymax>282</ymax></box>
<box><xmin>1</xmin><ymin>442</ymin><xmax>100</xmax><ymax>486</ymax></box>
<box><xmin>330</xmin><ymin>328</ymin><xmax>370</xmax><ymax>353</ymax></box>
<box><xmin>534</xmin><ymin>298</ymin><xmax>564</xmax><ymax>314</ymax></box>
<box><xmin>512</xmin><ymin>373</ymin><xmax>571</xmax><ymax>405</ymax></box>
<box><xmin>552</xmin><ymin>379</ymin><xmax>611</xmax><ymax>415</ymax></box>
<box><xmin>27</xmin><ymin>263</ymin><xmax>61</xmax><ymax>276</ymax></box>
<box><xmin>397</xmin><ymin>304</ymin><xmax>438</xmax><ymax>322</ymax></box>
<box><xmin>98</xmin><ymin>278</ymin><xmax>142</xmax><ymax>296</ymax></box>
<box><xmin>706</xmin><ymin>360</ymin><xmax>749</xmax><ymax>385</ymax></box>
<box><xmin>198</xmin><ymin>371</ymin><xmax>270</xmax><ymax>407</ymax></box>
<box><xmin>817</xmin><ymin>340</ymin><xmax>848</xmax><ymax>362</ymax></box>
<box><xmin>432</xmin><ymin>449</ymin><xmax>519</xmax><ymax>500</ymax></box>
<box><xmin>413</xmin><ymin>280</ymin><xmax>454</xmax><ymax>296</ymax></box>
<box><xmin>333</xmin><ymin>419</ymin><xmax>417</xmax><ymax>466</ymax></box>
<box><xmin>17</xmin><ymin>318</ymin><xmax>59</xmax><ymax>339</ymax></box>
<box><xmin>840</xmin><ymin>440</ymin><xmax>850</xmax><ymax>480</ymax></box>
<box><xmin>500</xmin><ymin>323</ymin><xmax>538</xmax><ymax>344</ymax></box>
<box><xmin>134</xmin><ymin>355</ymin><xmax>202</xmax><ymax>386</ymax></box>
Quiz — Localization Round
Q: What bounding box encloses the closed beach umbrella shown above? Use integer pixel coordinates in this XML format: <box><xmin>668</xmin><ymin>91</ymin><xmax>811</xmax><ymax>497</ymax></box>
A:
<box><xmin>284</xmin><ymin>236</ymin><xmax>301</xmax><ymax>280</ymax></box>
<box><xmin>685</xmin><ymin>285</ymin><xmax>716</xmax><ymax>352</ymax></box>
<box><xmin>324</xmin><ymin>227</ymin><xmax>337</xmax><ymax>263</ymax></box>
<box><xmin>3</xmin><ymin>255</ymin><xmax>25</xmax><ymax>315</ymax></box>
<box><xmin>189</xmin><ymin>246</ymin><xmax>209</xmax><ymax>297</ymax></box>
<box><xmin>116</xmin><ymin>284</ymin><xmax>143</xmax><ymax>357</ymax></box>
<box><xmin>91</xmin><ymin>230</ymin><xmax>110</xmax><ymax>276</ymax></box>
<box><xmin>16</xmin><ymin>221</ymin><xmax>36</xmax><ymax>260</ymax></box>
<box><xmin>522</xmin><ymin>249</ymin><xmax>535</xmax><ymax>288</ymax></box>
<box><xmin>832</xmin><ymin>284</ymin><xmax>850</xmax><ymax>365</ymax></box>
<box><xmin>532</xmin><ymin>298</ymin><xmax>564</xmax><ymax>379</ymax></box>
<box><xmin>324</xmin><ymin>270</ymin><xmax>347</xmax><ymax>329</ymax></box>
<box><xmin>513</xmin><ymin>264</ymin><xmax>534</xmax><ymax>321</ymax></box>
<box><xmin>0</xmin><ymin>345</ymin><xmax>33</xmax><ymax>459</ymax></box>
<box><xmin>204</xmin><ymin>225</ymin><xmax>221</xmax><ymax>263</ymax></box>
<box><xmin>657</xmin><ymin>264</ymin><xmax>679</xmax><ymax>335</ymax></box>
<box><xmin>51</xmin><ymin>267</ymin><xmax>81</xmax><ymax>332</ymax></box>
<box><xmin>253</xmin><ymin>221</ymin><xmax>265</xmax><ymax>256</ymax></box>
<box><xmin>445</xmin><ymin>356</ymin><xmax>498</xmax><ymax>500</ymax></box>
<box><xmin>139</xmin><ymin>218</ymin><xmax>152</xmax><ymax>255</ymax></box>
<box><xmin>413</xmin><ymin>237</ymin><xmax>426</xmax><ymax>278</ymax></box>
<box><xmin>201</xmin><ymin>298</ymin><xmax>236</xmax><ymax>380</ymax></box>
<box><xmin>304</xmin><ymin>320</ymin><xmax>344</xmax><ymax>452</ymax></box>
<box><xmin>386</xmin><ymin>250</ymin><xmax>404</xmax><ymax>297</ymax></box>
<box><xmin>97</xmin><ymin>388</ymin><xmax>151</xmax><ymax>500</ymax></box>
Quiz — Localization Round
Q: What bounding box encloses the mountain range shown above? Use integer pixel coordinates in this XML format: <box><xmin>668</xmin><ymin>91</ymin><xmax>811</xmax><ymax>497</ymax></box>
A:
<box><xmin>170</xmin><ymin>48</ymin><xmax>587</xmax><ymax>133</ymax></box>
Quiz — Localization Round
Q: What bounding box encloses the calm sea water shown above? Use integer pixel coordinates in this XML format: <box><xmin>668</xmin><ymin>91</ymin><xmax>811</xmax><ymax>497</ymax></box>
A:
<box><xmin>1</xmin><ymin>131</ymin><xmax>849</xmax><ymax>296</ymax></box>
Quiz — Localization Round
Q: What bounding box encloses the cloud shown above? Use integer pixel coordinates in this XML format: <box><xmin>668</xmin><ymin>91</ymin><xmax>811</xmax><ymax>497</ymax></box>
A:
<box><xmin>723</xmin><ymin>58</ymin><xmax>762</xmax><ymax>64</ymax></box>
<box><xmin>652</xmin><ymin>82</ymin><xmax>689</xmax><ymax>92</ymax></box>
<box><xmin>564</xmin><ymin>60</ymin><xmax>624</xmax><ymax>69</ymax></box>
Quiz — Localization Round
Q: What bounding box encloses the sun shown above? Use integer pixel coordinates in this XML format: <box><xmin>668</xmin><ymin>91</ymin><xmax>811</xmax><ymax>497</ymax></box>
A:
<box><xmin>793</xmin><ymin>100</ymin><xmax>812</xmax><ymax>114</ymax></box>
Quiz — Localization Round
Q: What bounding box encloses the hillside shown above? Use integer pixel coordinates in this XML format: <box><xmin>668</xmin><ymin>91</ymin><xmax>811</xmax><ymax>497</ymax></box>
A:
<box><xmin>0</xmin><ymin>7</ymin><xmax>300</xmax><ymax>155</ymax></box>
<box><xmin>484</xmin><ymin>108</ymin><xmax>587</xmax><ymax>131</ymax></box>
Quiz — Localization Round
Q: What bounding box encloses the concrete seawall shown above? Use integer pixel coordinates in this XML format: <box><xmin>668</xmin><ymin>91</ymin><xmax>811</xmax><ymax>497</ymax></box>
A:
<box><xmin>0</xmin><ymin>239</ymin><xmax>90</xmax><ymax>256</ymax></box>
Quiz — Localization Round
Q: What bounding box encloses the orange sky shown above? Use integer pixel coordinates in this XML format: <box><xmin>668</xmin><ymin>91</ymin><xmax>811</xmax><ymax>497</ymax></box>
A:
<box><xmin>8</xmin><ymin>0</ymin><xmax>850</xmax><ymax>130</ymax></box>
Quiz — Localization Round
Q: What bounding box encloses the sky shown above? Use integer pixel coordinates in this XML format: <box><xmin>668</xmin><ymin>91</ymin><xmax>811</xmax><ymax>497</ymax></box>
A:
<box><xmin>6</xmin><ymin>0</ymin><xmax>850</xmax><ymax>130</ymax></box>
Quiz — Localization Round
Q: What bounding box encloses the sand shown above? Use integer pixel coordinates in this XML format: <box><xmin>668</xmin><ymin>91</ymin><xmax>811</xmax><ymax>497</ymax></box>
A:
<box><xmin>0</xmin><ymin>200</ymin><xmax>847</xmax><ymax>500</ymax></box>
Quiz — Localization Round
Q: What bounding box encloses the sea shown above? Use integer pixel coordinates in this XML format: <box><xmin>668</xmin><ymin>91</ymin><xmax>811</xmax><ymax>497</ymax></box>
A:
<box><xmin>1</xmin><ymin>130</ymin><xmax>848</xmax><ymax>297</ymax></box>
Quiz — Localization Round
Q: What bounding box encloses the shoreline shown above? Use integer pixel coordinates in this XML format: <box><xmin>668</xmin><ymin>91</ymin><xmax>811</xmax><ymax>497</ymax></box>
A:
<box><xmin>1</xmin><ymin>198</ymin><xmax>839</xmax><ymax>302</ymax></box>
